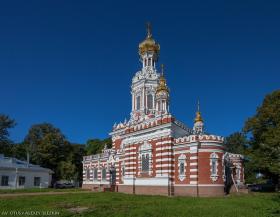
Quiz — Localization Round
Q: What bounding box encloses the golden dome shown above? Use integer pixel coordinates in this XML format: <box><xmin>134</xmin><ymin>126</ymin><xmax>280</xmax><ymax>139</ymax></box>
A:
<box><xmin>156</xmin><ymin>64</ymin><xmax>169</xmax><ymax>94</ymax></box>
<box><xmin>194</xmin><ymin>111</ymin><xmax>203</xmax><ymax>123</ymax></box>
<box><xmin>138</xmin><ymin>23</ymin><xmax>160</xmax><ymax>56</ymax></box>
<box><xmin>194</xmin><ymin>101</ymin><xmax>203</xmax><ymax>123</ymax></box>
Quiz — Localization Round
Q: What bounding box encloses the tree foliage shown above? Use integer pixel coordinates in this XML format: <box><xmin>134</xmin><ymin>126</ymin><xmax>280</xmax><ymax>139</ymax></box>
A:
<box><xmin>244</xmin><ymin>90</ymin><xmax>280</xmax><ymax>184</ymax></box>
<box><xmin>0</xmin><ymin>114</ymin><xmax>16</xmax><ymax>156</ymax></box>
<box><xmin>67</xmin><ymin>143</ymin><xmax>85</xmax><ymax>182</ymax></box>
<box><xmin>85</xmin><ymin>137</ymin><xmax>112</xmax><ymax>155</ymax></box>
<box><xmin>224</xmin><ymin>132</ymin><xmax>247</xmax><ymax>154</ymax></box>
<box><xmin>57</xmin><ymin>161</ymin><xmax>76</xmax><ymax>181</ymax></box>
<box><xmin>23</xmin><ymin>123</ymin><xmax>83</xmax><ymax>182</ymax></box>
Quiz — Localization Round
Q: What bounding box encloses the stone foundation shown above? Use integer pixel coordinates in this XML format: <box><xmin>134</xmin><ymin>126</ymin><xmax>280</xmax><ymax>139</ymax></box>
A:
<box><xmin>82</xmin><ymin>184</ymin><xmax>110</xmax><ymax>192</ymax></box>
<box><xmin>117</xmin><ymin>185</ymin><xmax>170</xmax><ymax>196</ymax></box>
<box><xmin>117</xmin><ymin>185</ymin><xmax>225</xmax><ymax>197</ymax></box>
<box><xmin>83</xmin><ymin>183</ymin><xmax>225</xmax><ymax>197</ymax></box>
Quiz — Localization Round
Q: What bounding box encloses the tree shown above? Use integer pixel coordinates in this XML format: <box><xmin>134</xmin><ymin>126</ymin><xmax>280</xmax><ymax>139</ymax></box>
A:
<box><xmin>224</xmin><ymin>132</ymin><xmax>247</xmax><ymax>154</ymax></box>
<box><xmin>24</xmin><ymin>123</ymin><xmax>72</xmax><ymax>181</ymax></box>
<box><xmin>85</xmin><ymin>137</ymin><xmax>112</xmax><ymax>155</ymax></box>
<box><xmin>244</xmin><ymin>90</ymin><xmax>280</xmax><ymax>187</ymax></box>
<box><xmin>11</xmin><ymin>142</ymin><xmax>28</xmax><ymax>160</ymax></box>
<box><xmin>67</xmin><ymin>143</ymin><xmax>85</xmax><ymax>184</ymax></box>
<box><xmin>0</xmin><ymin>114</ymin><xmax>16</xmax><ymax>156</ymax></box>
<box><xmin>57</xmin><ymin>161</ymin><xmax>76</xmax><ymax>181</ymax></box>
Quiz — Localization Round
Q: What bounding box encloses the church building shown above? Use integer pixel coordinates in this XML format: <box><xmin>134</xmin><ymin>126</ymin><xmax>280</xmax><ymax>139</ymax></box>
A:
<box><xmin>82</xmin><ymin>25</ymin><xmax>244</xmax><ymax>196</ymax></box>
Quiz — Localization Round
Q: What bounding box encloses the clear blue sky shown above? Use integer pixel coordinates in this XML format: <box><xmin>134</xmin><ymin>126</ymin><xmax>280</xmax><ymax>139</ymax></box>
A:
<box><xmin>0</xmin><ymin>0</ymin><xmax>279</xmax><ymax>144</ymax></box>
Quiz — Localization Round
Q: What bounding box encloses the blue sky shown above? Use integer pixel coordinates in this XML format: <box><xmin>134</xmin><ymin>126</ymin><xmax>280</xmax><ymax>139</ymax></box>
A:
<box><xmin>0</xmin><ymin>0</ymin><xmax>279</xmax><ymax>144</ymax></box>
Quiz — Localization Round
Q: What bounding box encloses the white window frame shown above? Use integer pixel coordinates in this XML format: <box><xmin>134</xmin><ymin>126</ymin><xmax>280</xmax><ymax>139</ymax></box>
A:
<box><xmin>141</xmin><ymin>153</ymin><xmax>149</xmax><ymax>172</ymax></box>
<box><xmin>138</xmin><ymin>141</ymin><xmax>152</xmax><ymax>175</ymax></box>
<box><xmin>147</xmin><ymin>94</ymin><xmax>153</xmax><ymax>110</ymax></box>
<box><xmin>93</xmin><ymin>168</ymin><xmax>98</xmax><ymax>181</ymax></box>
<box><xmin>210</xmin><ymin>153</ymin><xmax>219</xmax><ymax>182</ymax></box>
<box><xmin>101</xmin><ymin>168</ymin><xmax>107</xmax><ymax>181</ymax></box>
<box><xmin>136</xmin><ymin>95</ymin><xmax>141</xmax><ymax>110</ymax></box>
<box><xmin>86</xmin><ymin>168</ymin><xmax>91</xmax><ymax>181</ymax></box>
<box><xmin>1</xmin><ymin>176</ymin><xmax>9</xmax><ymax>186</ymax></box>
<box><xmin>34</xmin><ymin>177</ymin><xmax>41</xmax><ymax>187</ymax></box>
<box><xmin>19</xmin><ymin>176</ymin><xmax>25</xmax><ymax>186</ymax></box>
<box><xmin>178</xmin><ymin>154</ymin><xmax>186</xmax><ymax>181</ymax></box>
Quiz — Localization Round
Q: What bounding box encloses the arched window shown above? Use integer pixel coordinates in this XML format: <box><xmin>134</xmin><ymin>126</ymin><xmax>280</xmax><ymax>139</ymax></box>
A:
<box><xmin>147</xmin><ymin>94</ymin><xmax>153</xmax><ymax>109</ymax></box>
<box><xmin>210</xmin><ymin>153</ymin><xmax>219</xmax><ymax>181</ymax></box>
<box><xmin>142</xmin><ymin>154</ymin><xmax>149</xmax><ymax>172</ymax></box>
<box><xmin>179</xmin><ymin>162</ymin><xmax>184</xmax><ymax>175</ymax></box>
<box><xmin>136</xmin><ymin>96</ymin><xmax>141</xmax><ymax>110</ymax></box>
<box><xmin>178</xmin><ymin>154</ymin><xmax>186</xmax><ymax>181</ymax></box>
<box><xmin>102</xmin><ymin>168</ymin><xmax>107</xmax><ymax>181</ymax></box>
<box><xmin>139</xmin><ymin>141</ymin><xmax>152</xmax><ymax>174</ymax></box>
<box><xmin>211</xmin><ymin>159</ymin><xmax>217</xmax><ymax>174</ymax></box>
<box><xmin>86</xmin><ymin>168</ymin><xmax>90</xmax><ymax>181</ymax></box>
<box><xmin>93</xmin><ymin>168</ymin><xmax>98</xmax><ymax>181</ymax></box>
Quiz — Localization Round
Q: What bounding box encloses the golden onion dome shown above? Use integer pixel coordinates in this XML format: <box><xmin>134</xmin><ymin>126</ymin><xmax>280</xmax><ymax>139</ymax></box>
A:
<box><xmin>156</xmin><ymin>64</ymin><xmax>169</xmax><ymax>94</ymax></box>
<box><xmin>194</xmin><ymin>101</ymin><xmax>204</xmax><ymax>123</ymax></box>
<box><xmin>194</xmin><ymin>111</ymin><xmax>203</xmax><ymax>123</ymax></box>
<box><xmin>139</xmin><ymin>23</ymin><xmax>160</xmax><ymax>56</ymax></box>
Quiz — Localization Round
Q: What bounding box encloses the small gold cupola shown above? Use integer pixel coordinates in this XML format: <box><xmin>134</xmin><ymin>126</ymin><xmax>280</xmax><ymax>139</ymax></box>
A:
<box><xmin>156</xmin><ymin>64</ymin><xmax>169</xmax><ymax>94</ymax></box>
<box><xmin>138</xmin><ymin>23</ymin><xmax>160</xmax><ymax>57</ymax></box>
<box><xmin>194</xmin><ymin>100</ymin><xmax>203</xmax><ymax>123</ymax></box>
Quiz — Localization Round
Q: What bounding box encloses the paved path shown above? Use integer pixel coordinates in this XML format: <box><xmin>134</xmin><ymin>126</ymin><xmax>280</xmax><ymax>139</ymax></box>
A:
<box><xmin>0</xmin><ymin>190</ymin><xmax>91</xmax><ymax>198</ymax></box>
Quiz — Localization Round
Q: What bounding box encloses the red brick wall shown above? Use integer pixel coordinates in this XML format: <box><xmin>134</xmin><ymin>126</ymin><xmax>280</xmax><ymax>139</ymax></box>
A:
<box><xmin>198</xmin><ymin>152</ymin><xmax>224</xmax><ymax>185</ymax></box>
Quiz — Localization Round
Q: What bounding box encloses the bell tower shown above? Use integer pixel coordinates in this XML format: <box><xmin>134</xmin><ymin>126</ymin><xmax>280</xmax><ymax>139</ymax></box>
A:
<box><xmin>130</xmin><ymin>23</ymin><xmax>161</xmax><ymax>121</ymax></box>
<box><xmin>139</xmin><ymin>23</ymin><xmax>159</xmax><ymax>71</ymax></box>
<box><xmin>155</xmin><ymin>64</ymin><xmax>170</xmax><ymax>115</ymax></box>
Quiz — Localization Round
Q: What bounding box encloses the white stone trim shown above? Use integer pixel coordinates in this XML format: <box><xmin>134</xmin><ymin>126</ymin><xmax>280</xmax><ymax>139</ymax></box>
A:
<box><xmin>178</xmin><ymin>154</ymin><xmax>187</xmax><ymax>181</ymax></box>
<box><xmin>174</xmin><ymin>150</ymin><xmax>189</xmax><ymax>154</ymax></box>
<box><xmin>155</xmin><ymin>164</ymin><xmax>170</xmax><ymax>168</ymax></box>
<box><xmin>155</xmin><ymin>152</ymin><xmax>172</xmax><ymax>157</ymax></box>
<box><xmin>155</xmin><ymin>158</ymin><xmax>174</xmax><ymax>162</ymax></box>
<box><xmin>121</xmin><ymin>127</ymin><xmax>172</xmax><ymax>145</ymax></box>
<box><xmin>123</xmin><ymin>177</ymin><xmax>169</xmax><ymax>186</ymax></box>
<box><xmin>210</xmin><ymin>152</ymin><xmax>219</xmax><ymax>182</ymax></box>
<box><xmin>156</xmin><ymin>146</ymin><xmax>173</xmax><ymax>151</ymax></box>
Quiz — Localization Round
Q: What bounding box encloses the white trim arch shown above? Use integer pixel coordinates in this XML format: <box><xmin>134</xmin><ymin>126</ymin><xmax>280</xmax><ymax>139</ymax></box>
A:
<box><xmin>210</xmin><ymin>153</ymin><xmax>219</xmax><ymax>182</ymax></box>
<box><xmin>178</xmin><ymin>154</ymin><xmax>187</xmax><ymax>181</ymax></box>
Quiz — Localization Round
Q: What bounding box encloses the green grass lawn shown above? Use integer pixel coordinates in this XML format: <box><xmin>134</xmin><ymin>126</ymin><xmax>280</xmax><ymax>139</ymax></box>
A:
<box><xmin>0</xmin><ymin>188</ymin><xmax>87</xmax><ymax>194</ymax></box>
<box><xmin>0</xmin><ymin>192</ymin><xmax>279</xmax><ymax>217</ymax></box>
